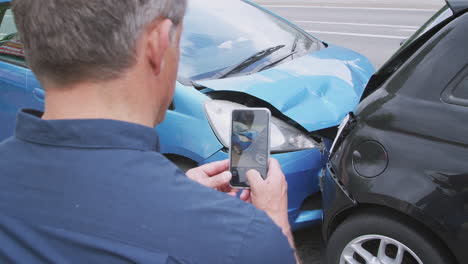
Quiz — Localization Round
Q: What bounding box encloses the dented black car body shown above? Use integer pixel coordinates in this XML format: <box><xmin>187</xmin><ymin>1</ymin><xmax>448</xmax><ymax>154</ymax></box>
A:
<box><xmin>321</xmin><ymin>1</ymin><xmax>468</xmax><ymax>263</ymax></box>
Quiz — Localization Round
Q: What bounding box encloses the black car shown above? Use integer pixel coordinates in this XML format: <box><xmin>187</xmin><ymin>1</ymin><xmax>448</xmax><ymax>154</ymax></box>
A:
<box><xmin>321</xmin><ymin>1</ymin><xmax>468</xmax><ymax>263</ymax></box>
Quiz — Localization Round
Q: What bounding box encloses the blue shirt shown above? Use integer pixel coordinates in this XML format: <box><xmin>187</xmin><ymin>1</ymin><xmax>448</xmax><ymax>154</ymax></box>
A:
<box><xmin>0</xmin><ymin>110</ymin><xmax>295</xmax><ymax>264</ymax></box>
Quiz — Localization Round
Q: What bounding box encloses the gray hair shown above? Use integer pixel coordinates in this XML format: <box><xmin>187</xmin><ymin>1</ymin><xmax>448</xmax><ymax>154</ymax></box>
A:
<box><xmin>12</xmin><ymin>0</ymin><xmax>187</xmax><ymax>85</ymax></box>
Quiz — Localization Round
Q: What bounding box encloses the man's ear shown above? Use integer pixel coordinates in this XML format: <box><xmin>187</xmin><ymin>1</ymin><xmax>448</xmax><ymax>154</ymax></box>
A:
<box><xmin>146</xmin><ymin>19</ymin><xmax>173</xmax><ymax>76</ymax></box>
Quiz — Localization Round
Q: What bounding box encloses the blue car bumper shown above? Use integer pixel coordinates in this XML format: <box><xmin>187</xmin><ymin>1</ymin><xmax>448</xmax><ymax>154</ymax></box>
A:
<box><xmin>319</xmin><ymin>163</ymin><xmax>356</xmax><ymax>240</ymax></box>
<box><xmin>202</xmin><ymin>146</ymin><xmax>328</xmax><ymax>230</ymax></box>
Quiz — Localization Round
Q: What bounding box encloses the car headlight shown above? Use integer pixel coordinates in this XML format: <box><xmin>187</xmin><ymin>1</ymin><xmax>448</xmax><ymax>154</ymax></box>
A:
<box><xmin>204</xmin><ymin>100</ymin><xmax>319</xmax><ymax>153</ymax></box>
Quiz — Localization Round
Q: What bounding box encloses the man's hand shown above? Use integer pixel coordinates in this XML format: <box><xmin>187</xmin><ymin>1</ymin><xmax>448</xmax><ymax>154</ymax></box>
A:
<box><xmin>246</xmin><ymin>158</ymin><xmax>289</xmax><ymax>230</ymax></box>
<box><xmin>246</xmin><ymin>159</ymin><xmax>299</xmax><ymax>263</ymax></box>
<box><xmin>186</xmin><ymin>160</ymin><xmax>239</xmax><ymax>197</ymax></box>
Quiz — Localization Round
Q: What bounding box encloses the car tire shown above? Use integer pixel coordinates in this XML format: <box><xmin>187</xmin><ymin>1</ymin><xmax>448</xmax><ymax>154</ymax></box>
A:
<box><xmin>166</xmin><ymin>155</ymin><xmax>198</xmax><ymax>172</ymax></box>
<box><xmin>326</xmin><ymin>209</ymin><xmax>454</xmax><ymax>264</ymax></box>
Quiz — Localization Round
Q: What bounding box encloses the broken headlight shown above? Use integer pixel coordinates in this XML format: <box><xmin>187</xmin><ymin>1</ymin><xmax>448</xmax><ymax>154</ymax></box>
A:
<box><xmin>204</xmin><ymin>100</ymin><xmax>319</xmax><ymax>153</ymax></box>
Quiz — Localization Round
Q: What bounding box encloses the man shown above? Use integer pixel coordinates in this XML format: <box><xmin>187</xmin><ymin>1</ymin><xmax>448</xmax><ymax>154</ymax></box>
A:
<box><xmin>0</xmin><ymin>0</ymin><xmax>298</xmax><ymax>263</ymax></box>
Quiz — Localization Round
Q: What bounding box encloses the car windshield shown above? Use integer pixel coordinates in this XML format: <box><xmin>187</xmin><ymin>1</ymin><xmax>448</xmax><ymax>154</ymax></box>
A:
<box><xmin>0</xmin><ymin>2</ymin><xmax>321</xmax><ymax>80</ymax></box>
<box><xmin>0</xmin><ymin>8</ymin><xmax>25</xmax><ymax>65</ymax></box>
<box><xmin>178</xmin><ymin>0</ymin><xmax>320</xmax><ymax>85</ymax></box>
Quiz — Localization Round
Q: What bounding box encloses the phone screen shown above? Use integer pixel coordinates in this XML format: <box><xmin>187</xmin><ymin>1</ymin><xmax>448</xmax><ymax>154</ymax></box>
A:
<box><xmin>230</xmin><ymin>109</ymin><xmax>270</xmax><ymax>188</ymax></box>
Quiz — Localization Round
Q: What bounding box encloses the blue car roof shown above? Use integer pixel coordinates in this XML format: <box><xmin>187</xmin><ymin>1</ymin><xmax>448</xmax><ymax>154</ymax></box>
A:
<box><xmin>0</xmin><ymin>0</ymin><xmax>10</xmax><ymax>3</ymax></box>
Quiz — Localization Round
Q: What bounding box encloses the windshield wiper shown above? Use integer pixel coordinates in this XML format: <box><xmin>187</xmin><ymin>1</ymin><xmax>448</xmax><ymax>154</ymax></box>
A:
<box><xmin>214</xmin><ymin>45</ymin><xmax>285</xmax><ymax>79</ymax></box>
<box><xmin>191</xmin><ymin>81</ymin><xmax>208</xmax><ymax>91</ymax></box>
<box><xmin>253</xmin><ymin>36</ymin><xmax>300</xmax><ymax>73</ymax></box>
<box><xmin>291</xmin><ymin>34</ymin><xmax>299</xmax><ymax>53</ymax></box>
<box><xmin>255</xmin><ymin>51</ymin><xmax>298</xmax><ymax>72</ymax></box>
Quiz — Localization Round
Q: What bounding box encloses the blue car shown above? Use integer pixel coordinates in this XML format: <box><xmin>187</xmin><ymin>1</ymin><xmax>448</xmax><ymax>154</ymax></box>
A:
<box><xmin>0</xmin><ymin>0</ymin><xmax>374</xmax><ymax>229</ymax></box>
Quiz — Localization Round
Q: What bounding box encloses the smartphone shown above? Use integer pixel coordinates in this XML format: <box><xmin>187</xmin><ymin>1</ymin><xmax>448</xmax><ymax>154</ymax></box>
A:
<box><xmin>229</xmin><ymin>108</ymin><xmax>270</xmax><ymax>188</ymax></box>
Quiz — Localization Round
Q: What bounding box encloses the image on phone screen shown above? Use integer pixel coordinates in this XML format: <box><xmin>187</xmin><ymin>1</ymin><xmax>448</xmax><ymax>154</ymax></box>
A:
<box><xmin>230</xmin><ymin>109</ymin><xmax>270</xmax><ymax>188</ymax></box>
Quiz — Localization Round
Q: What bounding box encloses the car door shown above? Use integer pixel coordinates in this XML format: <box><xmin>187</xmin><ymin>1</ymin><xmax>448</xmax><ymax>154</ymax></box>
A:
<box><xmin>0</xmin><ymin>5</ymin><xmax>43</xmax><ymax>141</ymax></box>
<box><xmin>440</xmin><ymin>64</ymin><xmax>468</xmax><ymax>260</ymax></box>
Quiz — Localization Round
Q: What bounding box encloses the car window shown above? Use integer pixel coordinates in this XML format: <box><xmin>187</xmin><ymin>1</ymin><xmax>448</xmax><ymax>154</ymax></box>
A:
<box><xmin>0</xmin><ymin>8</ymin><xmax>25</xmax><ymax>65</ymax></box>
<box><xmin>0</xmin><ymin>9</ymin><xmax>15</xmax><ymax>38</ymax></box>
<box><xmin>453</xmin><ymin>75</ymin><xmax>468</xmax><ymax>100</ymax></box>
<box><xmin>178</xmin><ymin>0</ymin><xmax>320</xmax><ymax>85</ymax></box>
<box><xmin>442</xmin><ymin>65</ymin><xmax>468</xmax><ymax>107</ymax></box>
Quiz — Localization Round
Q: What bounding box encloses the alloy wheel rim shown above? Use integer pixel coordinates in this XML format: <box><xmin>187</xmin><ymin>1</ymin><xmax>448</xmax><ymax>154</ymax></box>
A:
<box><xmin>340</xmin><ymin>234</ymin><xmax>423</xmax><ymax>264</ymax></box>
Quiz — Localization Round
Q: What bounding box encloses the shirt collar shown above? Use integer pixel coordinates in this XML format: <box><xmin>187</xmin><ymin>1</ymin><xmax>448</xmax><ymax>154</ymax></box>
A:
<box><xmin>15</xmin><ymin>109</ymin><xmax>160</xmax><ymax>152</ymax></box>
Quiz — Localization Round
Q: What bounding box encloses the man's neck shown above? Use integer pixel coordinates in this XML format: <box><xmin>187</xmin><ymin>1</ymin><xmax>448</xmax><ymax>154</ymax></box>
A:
<box><xmin>41</xmin><ymin>76</ymin><xmax>159</xmax><ymax>128</ymax></box>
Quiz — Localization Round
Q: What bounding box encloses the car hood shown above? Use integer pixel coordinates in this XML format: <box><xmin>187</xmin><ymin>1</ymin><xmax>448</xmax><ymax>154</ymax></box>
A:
<box><xmin>197</xmin><ymin>44</ymin><xmax>374</xmax><ymax>132</ymax></box>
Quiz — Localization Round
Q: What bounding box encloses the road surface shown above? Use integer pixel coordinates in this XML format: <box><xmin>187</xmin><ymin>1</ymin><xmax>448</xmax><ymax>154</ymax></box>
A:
<box><xmin>256</xmin><ymin>0</ymin><xmax>443</xmax><ymax>69</ymax></box>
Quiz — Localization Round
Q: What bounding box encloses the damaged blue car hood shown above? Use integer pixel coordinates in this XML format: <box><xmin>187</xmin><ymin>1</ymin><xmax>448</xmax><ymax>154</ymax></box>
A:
<box><xmin>197</xmin><ymin>44</ymin><xmax>374</xmax><ymax>132</ymax></box>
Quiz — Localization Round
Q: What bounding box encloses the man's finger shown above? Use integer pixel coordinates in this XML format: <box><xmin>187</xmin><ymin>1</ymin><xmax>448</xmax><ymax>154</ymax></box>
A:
<box><xmin>240</xmin><ymin>189</ymin><xmax>251</xmax><ymax>202</ymax></box>
<box><xmin>221</xmin><ymin>186</ymin><xmax>239</xmax><ymax>194</ymax></box>
<box><xmin>268</xmin><ymin>158</ymin><xmax>282</xmax><ymax>172</ymax></box>
<box><xmin>203</xmin><ymin>171</ymin><xmax>232</xmax><ymax>188</ymax></box>
<box><xmin>197</xmin><ymin>160</ymin><xmax>230</xmax><ymax>176</ymax></box>
<box><xmin>218</xmin><ymin>184</ymin><xmax>229</xmax><ymax>192</ymax></box>
<box><xmin>246</xmin><ymin>169</ymin><xmax>263</xmax><ymax>192</ymax></box>
<box><xmin>267</xmin><ymin>158</ymin><xmax>284</xmax><ymax>183</ymax></box>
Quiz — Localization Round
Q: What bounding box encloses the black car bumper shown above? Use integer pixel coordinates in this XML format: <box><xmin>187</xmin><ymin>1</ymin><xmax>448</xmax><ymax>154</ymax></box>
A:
<box><xmin>320</xmin><ymin>164</ymin><xmax>356</xmax><ymax>241</ymax></box>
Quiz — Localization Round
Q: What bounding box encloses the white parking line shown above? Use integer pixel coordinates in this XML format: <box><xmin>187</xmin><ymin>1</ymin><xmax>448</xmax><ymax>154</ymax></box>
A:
<box><xmin>294</xmin><ymin>21</ymin><xmax>419</xmax><ymax>29</ymax></box>
<box><xmin>263</xmin><ymin>5</ymin><xmax>438</xmax><ymax>12</ymax></box>
<box><xmin>306</xmin><ymin>30</ymin><xmax>409</xmax><ymax>39</ymax></box>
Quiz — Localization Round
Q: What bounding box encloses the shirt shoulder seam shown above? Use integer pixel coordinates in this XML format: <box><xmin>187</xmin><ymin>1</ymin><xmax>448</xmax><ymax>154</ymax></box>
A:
<box><xmin>14</xmin><ymin>136</ymin><xmax>149</xmax><ymax>151</ymax></box>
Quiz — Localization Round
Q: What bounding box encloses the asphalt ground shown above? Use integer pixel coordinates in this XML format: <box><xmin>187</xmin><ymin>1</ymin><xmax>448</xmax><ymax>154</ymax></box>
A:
<box><xmin>253</xmin><ymin>1</ymin><xmax>443</xmax><ymax>263</ymax></box>
<box><xmin>256</xmin><ymin>0</ymin><xmax>443</xmax><ymax>69</ymax></box>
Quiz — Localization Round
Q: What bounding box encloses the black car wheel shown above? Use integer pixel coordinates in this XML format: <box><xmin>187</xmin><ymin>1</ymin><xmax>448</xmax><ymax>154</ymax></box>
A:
<box><xmin>326</xmin><ymin>209</ymin><xmax>454</xmax><ymax>264</ymax></box>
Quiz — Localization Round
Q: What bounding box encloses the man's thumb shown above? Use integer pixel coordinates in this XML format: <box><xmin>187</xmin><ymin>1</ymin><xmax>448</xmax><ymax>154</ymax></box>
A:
<box><xmin>246</xmin><ymin>169</ymin><xmax>263</xmax><ymax>189</ymax></box>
